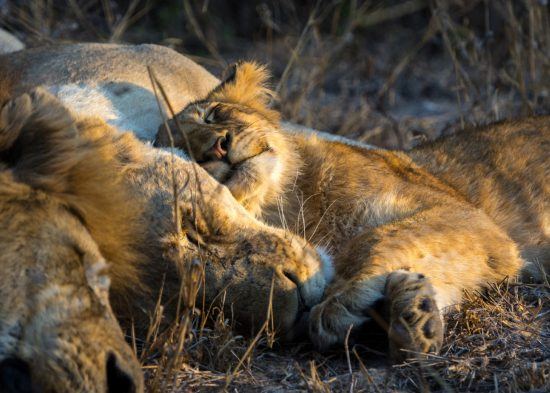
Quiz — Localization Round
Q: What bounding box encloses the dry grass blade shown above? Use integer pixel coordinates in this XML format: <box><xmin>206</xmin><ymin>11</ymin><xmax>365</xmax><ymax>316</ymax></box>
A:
<box><xmin>147</xmin><ymin>66</ymin><xmax>222</xmax><ymax>238</ymax></box>
<box><xmin>344</xmin><ymin>325</ymin><xmax>356</xmax><ymax>393</ymax></box>
<box><xmin>298</xmin><ymin>360</ymin><xmax>332</xmax><ymax>393</ymax></box>
<box><xmin>182</xmin><ymin>0</ymin><xmax>226</xmax><ymax>66</ymax></box>
<box><xmin>223</xmin><ymin>276</ymin><xmax>276</xmax><ymax>389</ymax></box>
<box><xmin>147</xmin><ymin>65</ymin><xmax>186</xmax><ymax>238</ymax></box>
<box><xmin>353</xmin><ymin>348</ymin><xmax>383</xmax><ymax>393</ymax></box>
<box><xmin>67</xmin><ymin>0</ymin><xmax>104</xmax><ymax>39</ymax></box>
<box><xmin>4</xmin><ymin>1</ymin><xmax>548</xmax><ymax>391</ymax></box>
<box><xmin>110</xmin><ymin>0</ymin><xmax>153</xmax><ymax>42</ymax></box>
<box><xmin>375</xmin><ymin>16</ymin><xmax>438</xmax><ymax>103</ymax></box>
<box><xmin>276</xmin><ymin>0</ymin><xmax>322</xmax><ymax>94</ymax></box>
<box><xmin>395</xmin><ymin>279</ymin><xmax>550</xmax><ymax>392</ymax></box>
<box><xmin>355</xmin><ymin>0</ymin><xmax>429</xmax><ymax>28</ymax></box>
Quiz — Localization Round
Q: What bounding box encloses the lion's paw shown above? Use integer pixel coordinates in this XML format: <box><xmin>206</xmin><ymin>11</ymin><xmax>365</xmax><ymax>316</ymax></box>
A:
<box><xmin>385</xmin><ymin>270</ymin><xmax>444</xmax><ymax>362</ymax></box>
<box><xmin>309</xmin><ymin>295</ymin><xmax>368</xmax><ymax>351</ymax></box>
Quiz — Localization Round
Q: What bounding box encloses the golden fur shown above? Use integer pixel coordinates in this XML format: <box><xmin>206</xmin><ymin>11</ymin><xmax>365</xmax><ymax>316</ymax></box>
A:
<box><xmin>208</xmin><ymin>61</ymin><xmax>280</xmax><ymax>123</ymax></box>
<box><xmin>158</xmin><ymin>62</ymin><xmax>549</xmax><ymax>361</ymax></box>
<box><xmin>0</xmin><ymin>88</ymin><xmax>329</xmax><ymax>390</ymax></box>
<box><xmin>0</xmin><ymin>89</ymin><xmax>143</xmax><ymax>392</ymax></box>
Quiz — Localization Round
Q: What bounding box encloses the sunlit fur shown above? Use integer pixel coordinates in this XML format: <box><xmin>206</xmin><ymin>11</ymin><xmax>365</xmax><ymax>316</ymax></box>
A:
<box><xmin>156</xmin><ymin>63</ymin><xmax>298</xmax><ymax>217</ymax></box>
<box><xmin>160</xmin><ymin>61</ymin><xmax>549</xmax><ymax>361</ymax></box>
<box><xmin>0</xmin><ymin>88</ymin><xmax>329</xmax><ymax>390</ymax></box>
<box><xmin>0</xmin><ymin>89</ymin><xmax>143</xmax><ymax>391</ymax></box>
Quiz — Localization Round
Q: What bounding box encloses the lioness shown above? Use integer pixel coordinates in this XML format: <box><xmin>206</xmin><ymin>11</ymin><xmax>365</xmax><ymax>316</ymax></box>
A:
<box><xmin>0</xmin><ymin>46</ymin><xmax>330</xmax><ymax>390</ymax></box>
<box><xmin>156</xmin><ymin>62</ymin><xmax>549</xmax><ymax>361</ymax></box>
<box><xmin>0</xmin><ymin>89</ymin><xmax>143</xmax><ymax>392</ymax></box>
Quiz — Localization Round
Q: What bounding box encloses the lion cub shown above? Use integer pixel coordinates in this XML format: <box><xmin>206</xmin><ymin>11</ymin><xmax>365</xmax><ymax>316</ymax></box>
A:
<box><xmin>156</xmin><ymin>62</ymin><xmax>549</xmax><ymax>361</ymax></box>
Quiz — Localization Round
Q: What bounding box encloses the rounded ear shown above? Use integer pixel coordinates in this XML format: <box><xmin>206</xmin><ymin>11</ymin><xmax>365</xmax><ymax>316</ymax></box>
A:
<box><xmin>206</xmin><ymin>61</ymin><xmax>280</xmax><ymax>123</ymax></box>
<box><xmin>219</xmin><ymin>61</ymin><xmax>241</xmax><ymax>86</ymax></box>
<box><xmin>0</xmin><ymin>88</ymin><xmax>81</xmax><ymax>192</ymax></box>
<box><xmin>208</xmin><ymin>60</ymin><xmax>247</xmax><ymax>98</ymax></box>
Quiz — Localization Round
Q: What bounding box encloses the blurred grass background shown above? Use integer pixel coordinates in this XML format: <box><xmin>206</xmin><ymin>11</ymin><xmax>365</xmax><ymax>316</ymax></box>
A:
<box><xmin>2</xmin><ymin>0</ymin><xmax>548</xmax><ymax>149</ymax></box>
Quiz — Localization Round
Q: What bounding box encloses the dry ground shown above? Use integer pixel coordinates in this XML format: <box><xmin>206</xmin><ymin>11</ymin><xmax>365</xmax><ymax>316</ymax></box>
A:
<box><xmin>1</xmin><ymin>1</ymin><xmax>549</xmax><ymax>391</ymax></box>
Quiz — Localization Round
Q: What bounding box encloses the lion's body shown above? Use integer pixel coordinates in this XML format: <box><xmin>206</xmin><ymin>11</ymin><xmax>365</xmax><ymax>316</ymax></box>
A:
<box><xmin>266</xmin><ymin>118</ymin><xmax>548</xmax><ymax>279</ymax></box>
<box><xmin>1</xmin><ymin>41</ymin><xmax>547</xmax><ymax>372</ymax></box>
<box><xmin>410</xmin><ymin>119</ymin><xmax>549</xmax><ymax>268</ymax></box>
<box><xmin>0</xmin><ymin>43</ymin><xmax>218</xmax><ymax>140</ymax></box>
<box><xmin>270</xmin><ymin>119</ymin><xmax>547</xmax><ymax>354</ymax></box>
<box><xmin>161</xmin><ymin>62</ymin><xmax>549</xmax><ymax>358</ymax></box>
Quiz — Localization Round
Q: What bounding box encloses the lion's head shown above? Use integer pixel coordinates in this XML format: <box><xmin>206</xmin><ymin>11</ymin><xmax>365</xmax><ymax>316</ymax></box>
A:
<box><xmin>0</xmin><ymin>89</ymin><xmax>143</xmax><ymax>392</ymax></box>
<box><xmin>150</xmin><ymin>63</ymin><xmax>330</xmax><ymax>337</ymax></box>
<box><xmin>125</xmin><ymin>130</ymin><xmax>327</xmax><ymax>341</ymax></box>
<box><xmin>155</xmin><ymin>62</ymin><xmax>296</xmax><ymax>217</ymax></box>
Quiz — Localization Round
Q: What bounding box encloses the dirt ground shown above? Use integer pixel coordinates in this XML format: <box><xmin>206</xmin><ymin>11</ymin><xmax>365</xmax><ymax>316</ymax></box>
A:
<box><xmin>1</xmin><ymin>1</ymin><xmax>549</xmax><ymax>391</ymax></box>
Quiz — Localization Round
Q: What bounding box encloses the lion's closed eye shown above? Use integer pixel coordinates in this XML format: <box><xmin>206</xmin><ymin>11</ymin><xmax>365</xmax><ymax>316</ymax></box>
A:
<box><xmin>203</xmin><ymin>104</ymin><xmax>224</xmax><ymax>124</ymax></box>
<box><xmin>204</xmin><ymin>109</ymin><xmax>216</xmax><ymax>124</ymax></box>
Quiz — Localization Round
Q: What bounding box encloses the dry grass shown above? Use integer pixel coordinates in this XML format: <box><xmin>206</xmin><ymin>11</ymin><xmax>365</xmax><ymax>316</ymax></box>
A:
<box><xmin>1</xmin><ymin>1</ymin><xmax>549</xmax><ymax>391</ymax></box>
<box><xmin>394</xmin><ymin>281</ymin><xmax>549</xmax><ymax>392</ymax></box>
<box><xmin>131</xmin><ymin>278</ymin><xmax>548</xmax><ymax>392</ymax></box>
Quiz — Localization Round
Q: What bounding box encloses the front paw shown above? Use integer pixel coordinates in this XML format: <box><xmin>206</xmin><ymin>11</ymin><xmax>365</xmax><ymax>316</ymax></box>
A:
<box><xmin>309</xmin><ymin>297</ymin><xmax>368</xmax><ymax>351</ymax></box>
<box><xmin>385</xmin><ymin>271</ymin><xmax>444</xmax><ymax>362</ymax></box>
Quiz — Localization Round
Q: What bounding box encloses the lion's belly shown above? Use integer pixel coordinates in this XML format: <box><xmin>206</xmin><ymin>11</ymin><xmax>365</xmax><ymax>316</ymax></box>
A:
<box><xmin>47</xmin><ymin>83</ymin><xmax>164</xmax><ymax>142</ymax></box>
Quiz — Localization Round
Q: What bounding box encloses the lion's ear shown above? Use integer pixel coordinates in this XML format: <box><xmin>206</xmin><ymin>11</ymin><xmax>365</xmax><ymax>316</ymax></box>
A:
<box><xmin>219</xmin><ymin>62</ymin><xmax>239</xmax><ymax>86</ymax></box>
<box><xmin>0</xmin><ymin>88</ymin><xmax>82</xmax><ymax>193</ymax></box>
<box><xmin>208</xmin><ymin>61</ymin><xmax>280</xmax><ymax>123</ymax></box>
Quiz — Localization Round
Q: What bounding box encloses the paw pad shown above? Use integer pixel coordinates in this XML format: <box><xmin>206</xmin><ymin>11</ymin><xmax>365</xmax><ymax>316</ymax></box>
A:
<box><xmin>419</xmin><ymin>297</ymin><xmax>434</xmax><ymax>312</ymax></box>
<box><xmin>386</xmin><ymin>272</ymin><xmax>444</xmax><ymax>363</ymax></box>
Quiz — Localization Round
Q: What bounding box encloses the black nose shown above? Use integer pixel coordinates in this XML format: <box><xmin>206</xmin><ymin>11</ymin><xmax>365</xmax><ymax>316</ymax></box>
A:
<box><xmin>282</xmin><ymin>269</ymin><xmax>310</xmax><ymax>312</ymax></box>
<box><xmin>0</xmin><ymin>357</ymin><xmax>33</xmax><ymax>393</ymax></box>
<box><xmin>106</xmin><ymin>353</ymin><xmax>136</xmax><ymax>393</ymax></box>
<box><xmin>222</xmin><ymin>131</ymin><xmax>233</xmax><ymax>152</ymax></box>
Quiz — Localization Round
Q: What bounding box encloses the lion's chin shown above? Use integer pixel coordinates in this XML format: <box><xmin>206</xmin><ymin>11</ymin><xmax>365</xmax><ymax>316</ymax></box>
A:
<box><xmin>203</xmin><ymin>151</ymin><xmax>267</xmax><ymax>186</ymax></box>
<box><xmin>202</xmin><ymin>160</ymin><xmax>232</xmax><ymax>182</ymax></box>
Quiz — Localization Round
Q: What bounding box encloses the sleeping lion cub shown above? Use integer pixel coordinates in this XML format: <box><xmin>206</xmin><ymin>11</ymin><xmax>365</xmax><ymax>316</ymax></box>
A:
<box><xmin>156</xmin><ymin>62</ymin><xmax>549</xmax><ymax>361</ymax></box>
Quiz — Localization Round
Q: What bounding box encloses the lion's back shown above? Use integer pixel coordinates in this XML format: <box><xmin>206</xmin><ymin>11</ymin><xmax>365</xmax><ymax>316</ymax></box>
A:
<box><xmin>410</xmin><ymin>116</ymin><xmax>549</xmax><ymax>269</ymax></box>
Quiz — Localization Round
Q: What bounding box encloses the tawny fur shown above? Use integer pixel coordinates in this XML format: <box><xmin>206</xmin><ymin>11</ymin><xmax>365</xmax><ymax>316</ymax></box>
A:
<box><xmin>0</xmin><ymin>89</ymin><xmax>144</xmax><ymax>392</ymax></box>
<box><xmin>159</xmin><ymin>62</ymin><xmax>549</xmax><ymax>359</ymax></box>
<box><xmin>0</xmin><ymin>87</ymin><xmax>329</xmax><ymax>390</ymax></box>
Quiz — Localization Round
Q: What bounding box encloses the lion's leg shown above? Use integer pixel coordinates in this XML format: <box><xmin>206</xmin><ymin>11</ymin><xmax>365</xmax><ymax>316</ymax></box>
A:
<box><xmin>309</xmin><ymin>206</ymin><xmax>523</xmax><ymax>360</ymax></box>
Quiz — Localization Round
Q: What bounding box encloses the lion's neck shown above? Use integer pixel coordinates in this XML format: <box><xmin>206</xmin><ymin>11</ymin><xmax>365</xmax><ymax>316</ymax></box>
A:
<box><xmin>261</xmin><ymin>131</ymin><xmax>343</xmax><ymax>238</ymax></box>
<box><xmin>255</xmin><ymin>130</ymin><xmax>304</xmax><ymax>221</ymax></box>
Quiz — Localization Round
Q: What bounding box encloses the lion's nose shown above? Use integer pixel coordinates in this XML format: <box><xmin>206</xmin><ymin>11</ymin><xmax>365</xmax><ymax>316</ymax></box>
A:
<box><xmin>281</xmin><ymin>269</ymin><xmax>311</xmax><ymax>312</ymax></box>
<box><xmin>0</xmin><ymin>357</ymin><xmax>32</xmax><ymax>393</ymax></box>
<box><xmin>106</xmin><ymin>352</ymin><xmax>139</xmax><ymax>393</ymax></box>
<box><xmin>210</xmin><ymin>136</ymin><xmax>227</xmax><ymax>159</ymax></box>
<box><xmin>210</xmin><ymin>131</ymin><xmax>233</xmax><ymax>160</ymax></box>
